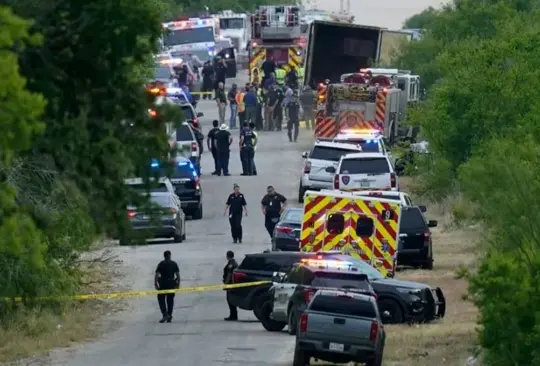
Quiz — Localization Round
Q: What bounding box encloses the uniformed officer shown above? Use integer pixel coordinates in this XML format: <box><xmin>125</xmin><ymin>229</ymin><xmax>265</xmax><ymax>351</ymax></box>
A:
<box><xmin>223</xmin><ymin>250</ymin><xmax>238</xmax><ymax>321</ymax></box>
<box><xmin>224</xmin><ymin>184</ymin><xmax>248</xmax><ymax>243</ymax></box>
<box><xmin>261</xmin><ymin>186</ymin><xmax>287</xmax><ymax>239</ymax></box>
<box><xmin>154</xmin><ymin>250</ymin><xmax>180</xmax><ymax>323</ymax></box>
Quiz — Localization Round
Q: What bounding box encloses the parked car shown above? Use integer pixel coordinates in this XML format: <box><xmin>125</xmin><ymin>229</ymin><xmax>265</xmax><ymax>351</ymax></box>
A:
<box><xmin>272</xmin><ymin>208</ymin><xmax>303</xmax><ymax>251</ymax></box>
<box><xmin>398</xmin><ymin>206</ymin><xmax>437</xmax><ymax>269</ymax></box>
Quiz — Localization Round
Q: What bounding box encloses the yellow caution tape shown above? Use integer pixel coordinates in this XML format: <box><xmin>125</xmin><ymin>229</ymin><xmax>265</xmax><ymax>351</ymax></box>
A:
<box><xmin>191</xmin><ymin>92</ymin><xmax>214</xmax><ymax>95</ymax></box>
<box><xmin>3</xmin><ymin>281</ymin><xmax>271</xmax><ymax>302</ymax></box>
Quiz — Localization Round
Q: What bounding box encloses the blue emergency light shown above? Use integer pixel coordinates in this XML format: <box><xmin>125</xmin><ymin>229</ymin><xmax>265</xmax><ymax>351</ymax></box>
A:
<box><xmin>150</xmin><ymin>159</ymin><xmax>160</xmax><ymax>168</ymax></box>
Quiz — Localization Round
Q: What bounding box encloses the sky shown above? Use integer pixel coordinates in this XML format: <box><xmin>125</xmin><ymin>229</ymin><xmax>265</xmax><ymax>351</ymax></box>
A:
<box><xmin>307</xmin><ymin>0</ymin><xmax>449</xmax><ymax>29</ymax></box>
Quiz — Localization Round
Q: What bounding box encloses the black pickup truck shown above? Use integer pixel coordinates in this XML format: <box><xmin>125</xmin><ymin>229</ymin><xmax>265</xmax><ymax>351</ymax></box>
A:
<box><xmin>229</xmin><ymin>251</ymin><xmax>446</xmax><ymax>324</ymax></box>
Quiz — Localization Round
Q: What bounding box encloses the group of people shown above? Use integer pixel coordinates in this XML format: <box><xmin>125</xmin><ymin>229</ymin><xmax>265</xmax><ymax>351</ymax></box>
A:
<box><xmin>206</xmin><ymin>120</ymin><xmax>258</xmax><ymax>177</ymax></box>
<box><xmin>199</xmin><ymin>57</ymin><xmax>229</xmax><ymax>99</ymax></box>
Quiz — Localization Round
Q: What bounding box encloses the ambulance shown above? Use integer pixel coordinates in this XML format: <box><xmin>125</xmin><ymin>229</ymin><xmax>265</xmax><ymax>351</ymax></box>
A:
<box><xmin>162</xmin><ymin>17</ymin><xmax>219</xmax><ymax>62</ymax></box>
<box><xmin>299</xmin><ymin>189</ymin><xmax>401</xmax><ymax>278</ymax></box>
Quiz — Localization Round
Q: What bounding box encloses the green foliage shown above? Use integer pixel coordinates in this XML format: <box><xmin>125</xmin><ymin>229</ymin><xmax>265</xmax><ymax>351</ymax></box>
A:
<box><xmin>398</xmin><ymin>1</ymin><xmax>540</xmax><ymax>363</ymax></box>
<box><xmin>402</xmin><ymin>6</ymin><xmax>439</xmax><ymax>29</ymax></box>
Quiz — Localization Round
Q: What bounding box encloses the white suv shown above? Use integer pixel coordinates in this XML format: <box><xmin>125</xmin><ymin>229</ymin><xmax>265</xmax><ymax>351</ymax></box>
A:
<box><xmin>331</xmin><ymin>132</ymin><xmax>394</xmax><ymax>166</ymax></box>
<box><xmin>331</xmin><ymin>152</ymin><xmax>398</xmax><ymax>191</ymax></box>
<box><xmin>298</xmin><ymin>141</ymin><xmax>364</xmax><ymax>202</ymax></box>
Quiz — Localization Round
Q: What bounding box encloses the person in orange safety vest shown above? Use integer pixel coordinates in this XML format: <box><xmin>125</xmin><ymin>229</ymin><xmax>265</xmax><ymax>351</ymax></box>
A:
<box><xmin>236</xmin><ymin>87</ymin><xmax>246</xmax><ymax>126</ymax></box>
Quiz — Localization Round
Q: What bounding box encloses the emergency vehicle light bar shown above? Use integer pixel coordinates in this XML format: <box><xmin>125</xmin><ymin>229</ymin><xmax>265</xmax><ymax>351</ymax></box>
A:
<box><xmin>160</xmin><ymin>58</ymin><xmax>183</xmax><ymax>65</ymax></box>
<box><xmin>300</xmin><ymin>259</ymin><xmax>354</xmax><ymax>269</ymax></box>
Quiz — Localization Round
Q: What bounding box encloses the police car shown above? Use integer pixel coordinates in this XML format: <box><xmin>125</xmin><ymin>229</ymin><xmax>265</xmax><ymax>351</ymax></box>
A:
<box><xmin>299</xmin><ymin>140</ymin><xmax>364</xmax><ymax>203</ymax></box>
<box><xmin>261</xmin><ymin>258</ymin><xmax>375</xmax><ymax>334</ymax></box>
<box><xmin>319</xmin><ymin>130</ymin><xmax>394</xmax><ymax>165</ymax></box>
<box><xmin>351</xmin><ymin>190</ymin><xmax>426</xmax><ymax>212</ymax></box>
<box><xmin>330</xmin><ymin>152</ymin><xmax>398</xmax><ymax>191</ymax></box>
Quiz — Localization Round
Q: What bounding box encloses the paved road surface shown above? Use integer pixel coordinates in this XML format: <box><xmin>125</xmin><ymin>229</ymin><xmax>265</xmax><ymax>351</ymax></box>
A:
<box><xmin>44</xmin><ymin>71</ymin><xmax>310</xmax><ymax>366</ymax></box>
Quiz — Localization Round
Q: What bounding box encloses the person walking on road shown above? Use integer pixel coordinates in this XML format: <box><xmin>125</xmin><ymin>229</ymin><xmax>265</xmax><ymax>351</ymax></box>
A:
<box><xmin>215</xmin><ymin>82</ymin><xmax>227</xmax><ymax>124</ymax></box>
<box><xmin>286</xmin><ymin>92</ymin><xmax>301</xmax><ymax>142</ymax></box>
<box><xmin>224</xmin><ymin>184</ymin><xmax>248</xmax><ymax>243</ymax></box>
<box><xmin>207</xmin><ymin>120</ymin><xmax>220</xmax><ymax>175</ymax></box>
<box><xmin>223</xmin><ymin>250</ymin><xmax>238</xmax><ymax>321</ymax></box>
<box><xmin>239</xmin><ymin>122</ymin><xmax>255</xmax><ymax>175</ymax></box>
<box><xmin>228</xmin><ymin>83</ymin><xmax>238</xmax><ymax>129</ymax></box>
<box><xmin>261</xmin><ymin>186</ymin><xmax>287</xmax><ymax>239</ymax></box>
<box><xmin>215</xmin><ymin>124</ymin><xmax>232</xmax><ymax>176</ymax></box>
<box><xmin>155</xmin><ymin>250</ymin><xmax>180</xmax><ymax>323</ymax></box>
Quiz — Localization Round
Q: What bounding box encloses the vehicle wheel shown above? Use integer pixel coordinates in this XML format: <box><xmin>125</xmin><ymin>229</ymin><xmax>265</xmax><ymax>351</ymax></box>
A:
<box><xmin>259</xmin><ymin>299</ymin><xmax>286</xmax><ymax>332</ymax></box>
<box><xmin>192</xmin><ymin>204</ymin><xmax>203</xmax><ymax>220</ymax></box>
<box><xmin>365</xmin><ymin>351</ymin><xmax>383</xmax><ymax>366</ymax></box>
<box><xmin>181</xmin><ymin>232</ymin><xmax>186</xmax><ymax>241</ymax></box>
<box><xmin>378</xmin><ymin>299</ymin><xmax>403</xmax><ymax>324</ymax></box>
<box><xmin>298</xmin><ymin>184</ymin><xmax>306</xmax><ymax>203</ymax></box>
<box><xmin>422</xmin><ymin>258</ymin><xmax>433</xmax><ymax>270</ymax></box>
<box><xmin>174</xmin><ymin>231</ymin><xmax>183</xmax><ymax>243</ymax></box>
<box><xmin>253</xmin><ymin>293</ymin><xmax>269</xmax><ymax>321</ymax></box>
<box><xmin>292</xmin><ymin>346</ymin><xmax>310</xmax><ymax>366</ymax></box>
<box><xmin>287</xmin><ymin>306</ymin><xmax>297</xmax><ymax>335</ymax></box>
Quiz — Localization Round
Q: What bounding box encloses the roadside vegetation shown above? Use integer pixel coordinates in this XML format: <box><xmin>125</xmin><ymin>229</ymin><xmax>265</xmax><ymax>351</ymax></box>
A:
<box><xmin>390</xmin><ymin>0</ymin><xmax>540</xmax><ymax>364</ymax></box>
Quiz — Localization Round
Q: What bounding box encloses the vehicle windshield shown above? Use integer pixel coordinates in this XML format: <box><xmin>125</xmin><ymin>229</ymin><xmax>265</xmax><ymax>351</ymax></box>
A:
<box><xmin>310</xmin><ymin>295</ymin><xmax>377</xmax><ymax>318</ymax></box>
<box><xmin>176</xmin><ymin>124</ymin><xmax>194</xmax><ymax>141</ymax></box>
<box><xmin>128</xmin><ymin>183</ymin><xmax>168</xmax><ymax>193</ymax></box>
<box><xmin>154</xmin><ymin>65</ymin><xmax>171</xmax><ymax>80</ymax></box>
<box><xmin>171</xmin><ymin>50</ymin><xmax>211</xmax><ymax>63</ymax></box>
<box><xmin>283</xmin><ymin>209</ymin><xmax>303</xmax><ymax>223</ymax></box>
<box><xmin>335</xmin><ymin>139</ymin><xmax>381</xmax><ymax>153</ymax></box>
<box><xmin>181</xmin><ymin>105</ymin><xmax>195</xmax><ymax>121</ymax></box>
<box><xmin>164</xmin><ymin>27</ymin><xmax>214</xmax><ymax>46</ymax></box>
<box><xmin>400</xmin><ymin>208</ymin><xmax>426</xmax><ymax>230</ymax></box>
<box><xmin>220</xmin><ymin>18</ymin><xmax>244</xmax><ymax>29</ymax></box>
<box><xmin>310</xmin><ymin>146</ymin><xmax>360</xmax><ymax>161</ymax></box>
<box><xmin>327</xmin><ymin>255</ymin><xmax>385</xmax><ymax>280</ymax></box>
<box><xmin>340</xmin><ymin>157</ymin><xmax>390</xmax><ymax>174</ymax></box>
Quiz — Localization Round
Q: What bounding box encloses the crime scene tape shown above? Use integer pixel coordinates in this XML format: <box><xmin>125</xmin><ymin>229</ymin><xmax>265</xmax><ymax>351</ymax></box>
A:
<box><xmin>191</xmin><ymin>92</ymin><xmax>214</xmax><ymax>95</ymax></box>
<box><xmin>3</xmin><ymin>281</ymin><xmax>271</xmax><ymax>302</ymax></box>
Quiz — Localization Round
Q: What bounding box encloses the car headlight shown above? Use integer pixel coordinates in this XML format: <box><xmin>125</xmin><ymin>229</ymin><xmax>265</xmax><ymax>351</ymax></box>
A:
<box><xmin>225</xmin><ymin>53</ymin><xmax>230</xmax><ymax>58</ymax></box>
<box><xmin>397</xmin><ymin>287</ymin><xmax>422</xmax><ymax>296</ymax></box>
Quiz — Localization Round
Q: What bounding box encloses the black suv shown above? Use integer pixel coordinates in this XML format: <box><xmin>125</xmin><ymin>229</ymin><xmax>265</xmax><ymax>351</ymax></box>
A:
<box><xmin>229</xmin><ymin>251</ymin><xmax>446</xmax><ymax>324</ymax></box>
<box><xmin>261</xmin><ymin>261</ymin><xmax>376</xmax><ymax>334</ymax></box>
<box><xmin>161</xmin><ymin>158</ymin><xmax>203</xmax><ymax>219</ymax></box>
<box><xmin>398</xmin><ymin>206</ymin><xmax>437</xmax><ymax>269</ymax></box>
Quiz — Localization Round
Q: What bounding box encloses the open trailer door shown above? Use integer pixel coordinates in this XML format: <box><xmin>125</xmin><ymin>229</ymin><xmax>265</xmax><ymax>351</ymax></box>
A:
<box><xmin>216</xmin><ymin>47</ymin><xmax>237</xmax><ymax>78</ymax></box>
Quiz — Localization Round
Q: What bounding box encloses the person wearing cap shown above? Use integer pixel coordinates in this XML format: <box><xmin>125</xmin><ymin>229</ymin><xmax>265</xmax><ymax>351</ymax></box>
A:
<box><xmin>227</xmin><ymin>83</ymin><xmax>238</xmax><ymax>129</ymax></box>
<box><xmin>223</xmin><ymin>250</ymin><xmax>238</xmax><ymax>321</ymax></box>
<box><xmin>224</xmin><ymin>184</ymin><xmax>248</xmax><ymax>243</ymax></box>
<box><xmin>154</xmin><ymin>250</ymin><xmax>180</xmax><ymax>323</ymax></box>
<box><xmin>214</xmin><ymin>123</ymin><xmax>232</xmax><ymax>176</ymax></box>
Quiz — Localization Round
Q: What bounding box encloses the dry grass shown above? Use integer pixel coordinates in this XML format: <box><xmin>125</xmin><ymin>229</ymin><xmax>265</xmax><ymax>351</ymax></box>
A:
<box><xmin>0</xmin><ymin>256</ymin><xmax>125</xmax><ymax>364</ymax></box>
<box><xmin>314</xmin><ymin>178</ymin><xmax>481</xmax><ymax>366</ymax></box>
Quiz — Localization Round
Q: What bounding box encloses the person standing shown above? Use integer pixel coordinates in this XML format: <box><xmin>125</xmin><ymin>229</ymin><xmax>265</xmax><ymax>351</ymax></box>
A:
<box><xmin>239</xmin><ymin>122</ymin><xmax>255</xmax><ymax>175</ymax></box>
<box><xmin>223</xmin><ymin>250</ymin><xmax>238</xmax><ymax>321</ymax></box>
<box><xmin>224</xmin><ymin>184</ymin><xmax>248</xmax><ymax>243</ymax></box>
<box><xmin>249</xmin><ymin>122</ymin><xmax>258</xmax><ymax>175</ymax></box>
<box><xmin>255</xmin><ymin>84</ymin><xmax>264</xmax><ymax>131</ymax></box>
<box><xmin>154</xmin><ymin>250</ymin><xmax>180</xmax><ymax>323</ymax></box>
<box><xmin>261</xmin><ymin>56</ymin><xmax>276</xmax><ymax>86</ymax></box>
<box><xmin>207</xmin><ymin>120</ymin><xmax>220</xmax><ymax>175</ymax></box>
<box><xmin>261</xmin><ymin>186</ymin><xmax>287</xmax><ymax>239</ymax></box>
<box><xmin>274</xmin><ymin>85</ymin><xmax>285</xmax><ymax>131</ymax></box>
<box><xmin>243</xmin><ymin>86</ymin><xmax>258</xmax><ymax>125</ymax></box>
<box><xmin>201</xmin><ymin>61</ymin><xmax>214</xmax><ymax>100</ymax></box>
<box><xmin>236</xmin><ymin>86</ymin><xmax>246</xmax><ymax>126</ymax></box>
<box><xmin>215</xmin><ymin>82</ymin><xmax>227</xmax><ymax>124</ymax></box>
<box><xmin>300</xmin><ymin>86</ymin><xmax>315</xmax><ymax>129</ymax></box>
<box><xmin>215</xmin><ymin>124</ymin><xmax>232</xmax><ymax>176</ymax></box>
<box><xmin>264</xmin><ymin>85</ymin><xmax>278</xmax><ymax>131</ymax></box>
<box><xmin>286</xmin><ymin>92</ymin><xmax>301</xmax><ymax>142</ymax></box>
<box><xmin>214</xmin><ymin>57</ymin><xmax>227</xmax><ymax>91</ymax></box>
<box><xmin>228</xmin><ymin>83</ymin><xmax>238</xmax><ymax>129</ymax></box>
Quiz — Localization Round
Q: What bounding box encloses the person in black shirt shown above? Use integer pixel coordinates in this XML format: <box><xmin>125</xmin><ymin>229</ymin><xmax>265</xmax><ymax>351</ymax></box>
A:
<box><xmin>224</xmin><ymin>184</ymin><xmax>248</xmax><ymax>243</ymax></box>
<box><xmin>260</xmin><ymin>186</ymin><xmax>287</xmax><ymax>239</ymax></box>
<box><xmin>215</xmin><ymin>82</ymin><xmax>227</xmax><ymax>125</ymax></box>
<box><xmin>274</xmin><ymin>86</ymin><xmax>285</xmax><ymax>132</ymax></box>
<box><xmin>286</xmin><ymin>93</ymin><xmax>301</xmax><ymax>142</ymax></box>
<box><xmin>223</xmin><ymin>250</ymin><xmax>238</xmax><ymax>321</ymax></box>
<box><xmin>239</xmin><ymin>122</ymin><xmax>255</xmax><ymax>175</ymax></box>
<box><xmin>261</xmin><ymin>57</ymin><xmax>276</xmax><ymax>86</ymax></box>
<box><xmin>214</xmin><ymin>57</ymin><xmax>227</xmax><ymax>90</ymax></box>
<box><xmin>215</xmin><ymin>124</ymin><xmax>232</xmax><ymax>176</ymax></box>
<box><xmin>227</xmin><ymin>83</ymin><xmax>238</xmax><ymax>129</ymax></box>
<box><xmin>154</xmin><ymin>250</ymin><xmax>180</xmax><ymax>323</ymax></box>
<box><xmin>201</xmin><ymin>61</ymin><xmax>214</xmax><ymax>100</ymax></box>
<box><xmin>264</xmin><ymin>86</ymin><xmax>278</xmax><ymax>131</ymax></box>
<box><xmin>207</xmin><ymin>120</ymin><xmax>220</xmax><ymax>175</ymax></box>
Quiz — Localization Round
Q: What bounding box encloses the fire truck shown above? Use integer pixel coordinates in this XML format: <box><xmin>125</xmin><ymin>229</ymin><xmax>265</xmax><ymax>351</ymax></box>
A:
<box><xmin>248</xmin><ymin>5</ymin><xmax>305</xmax><ymax>84</ymax></box>
<box><xmin>314</xmin><ymin>71</ymin><xmax>402</xmax><ymax>143</ymax></box>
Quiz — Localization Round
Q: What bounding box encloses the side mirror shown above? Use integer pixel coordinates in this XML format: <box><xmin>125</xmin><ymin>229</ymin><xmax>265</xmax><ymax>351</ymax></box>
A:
<box><xmin>197</xmin><ymin>112</ymin><xmax>204</xmax><ymax>117</ymax></box>
<box><xmin>272</xmin><ymin>271</ymin><xmax>285</xmax><ymax>283</ymax></box>
<box><xmin>428</xmin><ymin>220</ymin><xmax>438</xmax><ymax>228</ymax></box>
<box><xmin>301</xmin><ymin>151</ymin><xmax>308</xmax><ymax>158</ymax></box>
<box><xmin>325</xmin><ymin>166</ymin><xmax>336</xmax><ymax>173</ymax></box>
<box><xmin>419</xmin><ymin>205</ymin><xmax>427</xmax><ymax>213</ymax></box>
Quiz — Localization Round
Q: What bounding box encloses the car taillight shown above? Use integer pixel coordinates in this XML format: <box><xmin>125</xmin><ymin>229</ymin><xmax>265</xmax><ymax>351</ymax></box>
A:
<box><xmin>232</xmin><ymin>272</ymin><xmax>247</xmax><ymax>283</ymax></box>
<box><xmin>127</xmin><ymin>210</ymin><xmax>136</xmax><ymax>218</ymax></box>
<box><xmin>423</xmin><ymin>230</ymin><xmax>430</xmax><ymax>244</ymax></box>
<box><xmin>169</xmin><ymin>208</ymin><xmax>177</xmax><ymax>214</ymax></box>
<box><xmin>192</xmin><ymin>142</ymin><xmax>198</xmax><ymax>152</ymax></box>
<box><xmin>390</xmin><ymin>173</ymin><xmax>396</xmax><ymax>188</ymax></box>
<box><xmin>370</xmin><ymin>321</ymin><xmax>378</xmax><ymax>341</ymax></box>
<box><xmin>194</xmin><ymin>176</ymin><xmax>201</xmax><ymax>189</ymax></box>
<box><xmin>303</xmin><ymin>161</ymin><xmax>311</xmax><ymax>173</ymax></box>
<box><xmin>333</xmin><ymin>174</ymin><xmax>339</xmax><ymax>189</ymax></box>
<box><xmin>303</xmin><ymin>289</ymin><xmax>316</xmax><ymax>302</ymax></box>
<box><xmin>276</xmin><ymin>226</ymin><xmax>294</xmax><ymax>234</ymax></box>
<box><xmin>299</xmin><ymin>313</ymin><xmax>308</xmax><ymax>332</ymax></box>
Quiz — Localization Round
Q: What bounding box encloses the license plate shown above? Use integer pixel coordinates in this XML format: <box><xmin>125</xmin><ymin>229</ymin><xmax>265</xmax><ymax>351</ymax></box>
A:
<box><xmin>360</xmin><ymin>181</ymin><xmax>370</xmax><ymax>187</ymax></box>
<box><xmin>329</xmin><ymin>343</ymin><xmax>344</xmax><ymax>352</ymax></box>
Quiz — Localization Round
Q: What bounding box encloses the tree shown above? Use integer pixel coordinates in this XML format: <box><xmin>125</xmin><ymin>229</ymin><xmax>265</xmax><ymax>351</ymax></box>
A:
<box><xmin>402</xmin><ymin>6</ymin><xmax>438</xmax><ymax>29</ymax></box>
